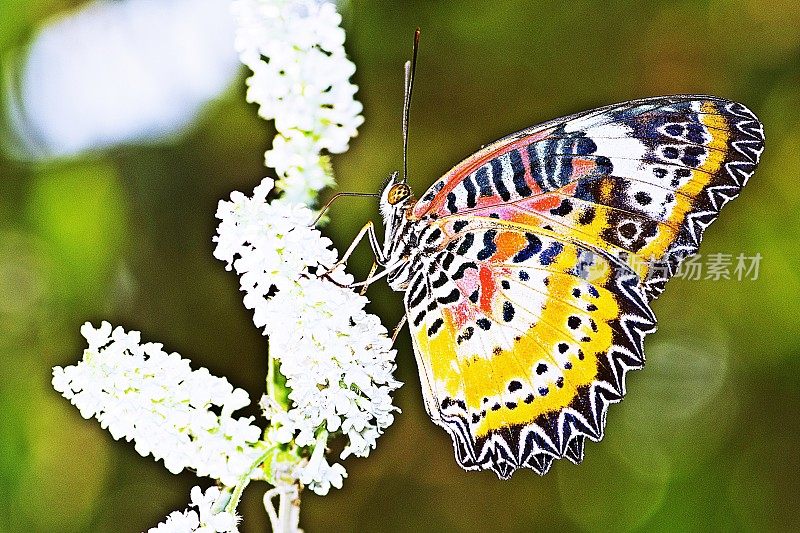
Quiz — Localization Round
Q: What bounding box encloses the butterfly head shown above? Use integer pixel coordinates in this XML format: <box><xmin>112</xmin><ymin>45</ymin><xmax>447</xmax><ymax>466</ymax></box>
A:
<box><xmin>387</xmin><ymin>182</ymin><xmax>412</xmax><ymax>205</ymax></box>
<box><xmin>379</xmin><ymin>172</ymin><xmax>414</xmax><ymax>217</ymax></box>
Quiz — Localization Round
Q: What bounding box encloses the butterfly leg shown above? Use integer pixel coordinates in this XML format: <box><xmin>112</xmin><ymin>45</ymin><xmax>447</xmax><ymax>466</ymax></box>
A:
<box><xmin>321</xmin><ymin>221</ymin><xmax>390</xmax><ymax>286</ymax></box>
<box><xmin>336</xmin><ymin>221</ymin><xmax>386</xmax><ymax>268</ymax></box>
<box><xmin>391</xmin><ymin>315</ymin><xmax>407</xmax><ymax>344</ymax></box>
<box><xmin>346</xmin><ymin>260</ymin><xmax>406</xmax><ymax>288</ymax></box>
<box><xmin>359</xmin><ymin>261</ymin><xmax>378</xmax><ymax>296</ymax></box>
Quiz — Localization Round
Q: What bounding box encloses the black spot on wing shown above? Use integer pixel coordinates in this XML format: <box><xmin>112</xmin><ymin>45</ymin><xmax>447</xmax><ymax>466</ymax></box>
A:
<box><xmin>425</xmin><ymin>228</ymin><xmax>442</xmax><ymax>244</ymax></box>
<box><xmin>463</xmin><ymin>176</ymin><xmax>477</xmax><ymax>208</ymax></box>
<box><xmin>427</xmin><ymin>318</ymin><xmax>444</xmax><ymax>336</ymax></box>
<box><xmin>578</xmin><ymin>206</ymin><xmax>595</xmax><ymax>225</ymax></box>
<box><xmin>527</xmin><ymin>143</ymin><xmax>547</xmax><ymax>191</ymax></box>
<box><xmin>634</xmin><ymin>191</ymin><xmax>652</xmax><ymax>206</ymax></box>
<box><xmin>509</xmin><ymin>149</ymin><xmax>532</xmax><ymax>197</ymax></box>
<box><xmin>549</xmin><ymin>199</ymin><xmax>573</xmax><ymax>217</ymax></box>
<box><xmin>502</xmin><ymin>301</ymin><xmax>515</xmax><ymax>322</ymax></box>
<box><xmin>477</xmin><ymin>230</ymin><xmax>498</xmax><ymax>260</ymax></box>
<box><xmin>475</xmin><ymin>166</ymin><xmax>493</xmax><ymax>196</ymax></box>
<box><xmin>575</xmin><ymin>136</ymin><xmax>597</xmax><ymax>155</ymax></box>
<box><xmin>407</xmin><ymin>281</ymin><xmax>428</xmax><ymax>308</ymax></box>
<box><xmin>512</xmin><ymin>233</ymin><xmax>542</xmax><ymax>263</ymax></box>
<box><xmin>451</xmin><ymin>261</ymin><xmax>478</xmax><ymax>280</ymax></box>
<box><xmin>456</xmin><ymin>326</ymin><xmax>474</xmax><ymax>344</ymax></box>
<box><xmin>539</xmin><ymin>241</ymin><xmax>563</xmax><ymax>266</ymax></box>
<box><xmin>456</xmin><ymin>233</ymin><xmax>475</xmax><ymax>256</ymax></box>
<box><xmin>437</xmin><ymin>288</ymin><xmax>461</xmax><ymax>305</ymax></box>
<box><xmin>490</xmin><ymin>158</ymin><xmax>511</xmax><ymax>201</ymax></box>
<box><xmin>441</xmin><ymin>252</ymin><xmax>455</xmax><ymax>270</ymax></box>
<box><xmin>446</xmin><ymin>192</ymin><xmax>458</xmax><ymax>213</ymax></box>
<box><xmin>432</xmin><ymin>271</ymin><xmax>449</xmax><ymax>288</ymax></box>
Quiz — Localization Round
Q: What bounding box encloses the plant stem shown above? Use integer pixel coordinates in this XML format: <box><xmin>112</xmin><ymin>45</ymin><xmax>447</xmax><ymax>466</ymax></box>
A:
<box><xmin>225</xmin><ymin>444</ymin><xmax>280</xmax><ymax>515</ymax></box>
<box><xmin>264</xmin><ymin>483</ymin><xmax>302</xmax><ymax>533</ymax></box>
<box><xmin>263</xmin><ymin>345</ymin><xmax>302</xmax><ymax>531</ymax></box>
<box><xmin>267</xmin><ymin>345</ymin><xmax>291</xmax><ymax>409</ymax></box>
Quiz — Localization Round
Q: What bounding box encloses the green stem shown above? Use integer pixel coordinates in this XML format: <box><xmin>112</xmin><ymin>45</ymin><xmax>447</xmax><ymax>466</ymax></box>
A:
<box><xmin>226</xmin><ymin>346</ymin><xmax>294</xmax><ymax>516</ymax></box>
<box><xmin>225</xmin><ymin>444</ymin><xmax>281</xmax><ymax>515</ymax></box>
<box><xmin>267</xmin><ymin>345</ymin><xmax>291</xmax><ymax>410</ymax></box>
<box><xmin>267</xmin><ymin>346</ymin><xmax>276</xmax><ymax>400</ymax></box>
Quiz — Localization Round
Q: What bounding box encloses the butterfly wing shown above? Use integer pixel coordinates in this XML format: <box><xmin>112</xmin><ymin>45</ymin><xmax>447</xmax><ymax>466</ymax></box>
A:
<box><xmin>412</xmin><ymin>95</ymin><xmax>764</xmax><ymax>299</ymax></box>
<box><xmin>405</xmin><ymin>217</ymin><xmax>655</xmax><ymax>477</ymax></box>
<box><xmin>405</xmin><ymin>95</ymin><xmax>763</xmax><ymax>476</ymax></box>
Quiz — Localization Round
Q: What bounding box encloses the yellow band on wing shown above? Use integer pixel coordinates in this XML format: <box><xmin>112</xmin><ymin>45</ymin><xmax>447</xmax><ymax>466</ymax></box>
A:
<box><xmin>637</xmin><ymin>101</ymin><xmax>731</xmax><ymax>265</ymax></box>
<box><xmin>419</xmin><ymin>244</ymin><xmax>621</xmax><ymax>438</ymax></box>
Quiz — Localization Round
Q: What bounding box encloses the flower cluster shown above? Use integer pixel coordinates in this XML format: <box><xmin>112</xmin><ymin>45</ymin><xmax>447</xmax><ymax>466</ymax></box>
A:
<box><xmin>232</xmin><ymin>0</ymin><xmax>364</xmax><ymax>204</ymax></box>
<box><xmin>52</xmin><ymin>321</ymin><xmax>264</xmax><ymax>487</ymax></box>
<box><xmin>149</xmin><ymin>486</ymin><xmax>240</xmax><ymax>533</ymax></box>
<box><xmin>52</xmin><ymin>0</ymin><xmax>392</xmax><ymax>529</ymax></box>
<box><xmin>214</xmin><ymin>178</ymin><xmax>401</xmax><ymax>494</ymax></box>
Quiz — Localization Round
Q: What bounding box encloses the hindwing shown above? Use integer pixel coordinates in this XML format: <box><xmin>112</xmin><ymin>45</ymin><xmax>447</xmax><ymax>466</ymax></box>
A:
<box><xmin>405</xmin><ymin>217</ymin><xmax>656</xmax><ymax>477</ymax></box>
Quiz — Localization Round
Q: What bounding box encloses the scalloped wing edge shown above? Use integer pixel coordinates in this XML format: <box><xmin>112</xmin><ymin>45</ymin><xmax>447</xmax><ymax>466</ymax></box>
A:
<box><xmin>643</xmin><ymin>100</ymin><xmax>765</xmax><ymax>300</ymax></box>
<box><xmin>430</xmin><ymin>265</ymin><xmax>657</xmax><ymax>479</ymax></box>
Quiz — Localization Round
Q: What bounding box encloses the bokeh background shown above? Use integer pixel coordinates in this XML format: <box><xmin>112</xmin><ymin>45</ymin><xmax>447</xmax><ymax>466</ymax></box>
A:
<box><xmin>1</xmin><ymin>1</ymin><xmax>799</xmax><ymax>531</ymax></box>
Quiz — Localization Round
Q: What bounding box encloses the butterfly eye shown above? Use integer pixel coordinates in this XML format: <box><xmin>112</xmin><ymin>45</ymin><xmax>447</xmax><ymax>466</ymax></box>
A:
<box><xmin>387</xmin><ymin>183</ymin><xmax>411</xmax><ymax>205</ymax></box>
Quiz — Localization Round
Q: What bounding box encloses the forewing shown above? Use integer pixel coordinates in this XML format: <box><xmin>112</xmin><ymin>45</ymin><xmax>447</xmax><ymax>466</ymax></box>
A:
<box><xmin>405</xmin><ymin>217</ymin><xmax>656</xmax><ymax>478</ymax></box>
<box><xmin>412</xmin><ymin>95</ymin><xmax>764</xmax><ymax>299</ymax></box>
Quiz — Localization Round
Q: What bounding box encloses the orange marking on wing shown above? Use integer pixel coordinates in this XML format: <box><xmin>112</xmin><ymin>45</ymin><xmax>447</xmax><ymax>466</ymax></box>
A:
<box><xmin>478</xmin><ymin>266</ymin><xmax>495</xmax><ymax>313</ymax></box>
<box><xmin>494</xmin><ymin>231</ymin><xmax>525</xmax><ymax>262</ymax></box>
<box><xmin>570</xmin><ymin>157</ymin><xmax>596</xmax><ymax>178</ymax></box>
<box><xmin>522</xmin><ymin>182</ymin><xmax>578</xmax><ymax>213</ymax></box>
<box><xmin>530</xmin><ymin>195</ymin><xmax>560</xmax><ymax>212</ymax></box>
<box><xmin>561</xmin><ymin>182</ymin><xmax>578</xmax><ymax>194</ymax></box>
<box><xmin>598</xmin><ymin>177</ymin><xmax>614</xmax><ymax>202</ymax></box>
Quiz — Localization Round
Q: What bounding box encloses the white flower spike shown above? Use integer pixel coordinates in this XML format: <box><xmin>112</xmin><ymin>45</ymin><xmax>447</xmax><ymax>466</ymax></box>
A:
<box><xmin>53</xmin><ymin>1</ymin><xmax>394</xmax><ymax>530</ymax></box>
<box><xmin>232</xmin><ymin>0</ymin><xmax>364</xmax><ymax>204</ymax></box>
<box><xmin>52</xmin><ymin>322</ymin><xmax>265</xmax><ymax>487</ymax></box>
<box><xmin>214</xmin><ymin>177</ymin><xmax>401</xmax><ymax>494</ymax></box>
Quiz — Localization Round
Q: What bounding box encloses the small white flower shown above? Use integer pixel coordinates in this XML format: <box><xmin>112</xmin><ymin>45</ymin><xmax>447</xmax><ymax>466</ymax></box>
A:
<box><xmin>296</xmin><ymin>438</ymin><xmax>347</xmax><ymax>496</ymax></box>
<box><xmin>148</xmin><ymin>509</ymin><xmax>200</xmax><ymax>533</ymax></box>
<box><xmin>53</xmin><ymin>323</ymin><xmax>265</xmax><ymax>486</ymax></box>
<box><xmin>150</xmin><ymin>486</ymin><xmax>240</xmax><ymax>533</ymax></box>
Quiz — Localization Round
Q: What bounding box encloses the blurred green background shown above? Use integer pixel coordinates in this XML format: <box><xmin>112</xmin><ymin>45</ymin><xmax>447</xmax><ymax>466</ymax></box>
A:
<box><xmin>1</xmin><ymin>0</ymin><xmax>799</xmax><ymax>531</ymax></box>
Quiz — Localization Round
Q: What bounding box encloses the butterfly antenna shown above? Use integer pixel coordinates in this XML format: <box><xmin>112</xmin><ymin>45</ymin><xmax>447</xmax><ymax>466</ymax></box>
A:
<box><xmin>401</xmin><ymin>28</ymin><xmax>420</xmax><ymax>183</ymax></box>
<box><xmin>311</xmin><ymin>192</ymin><xmax>380</xmax><ymax>226</ymax></box>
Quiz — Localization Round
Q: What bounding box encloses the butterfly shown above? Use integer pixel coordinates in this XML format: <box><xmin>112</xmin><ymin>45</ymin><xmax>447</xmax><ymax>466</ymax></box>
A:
<box><xmin>339</xmin><ymin>92</ymin><xmax>765</xmax><ymax>479</ymax></box>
